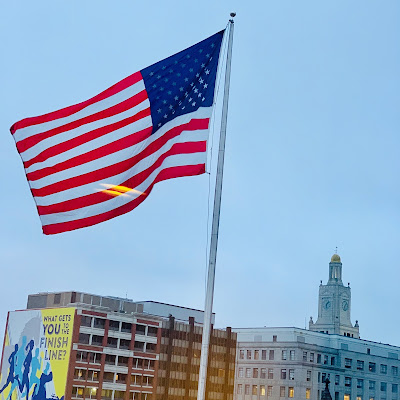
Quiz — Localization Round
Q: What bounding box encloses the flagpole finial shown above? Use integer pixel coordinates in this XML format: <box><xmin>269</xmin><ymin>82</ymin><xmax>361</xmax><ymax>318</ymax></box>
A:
<box><xmin>230</xmin><ymin>12</ymin><xmax>236</xmax><ymax>22</ymax></box>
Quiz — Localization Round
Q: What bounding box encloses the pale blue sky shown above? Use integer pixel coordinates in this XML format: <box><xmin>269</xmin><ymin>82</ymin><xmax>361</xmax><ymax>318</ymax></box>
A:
<box><xmin>1</xmin><ymin>1</ymin><xmax>399</xmax><ymax>347</ymax></box>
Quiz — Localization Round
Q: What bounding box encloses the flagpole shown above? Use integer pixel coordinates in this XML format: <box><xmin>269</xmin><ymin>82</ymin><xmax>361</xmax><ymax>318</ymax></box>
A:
<box><xmin>197</xmin><ymin>15</ymin><xmax>235</xmax><ymax>400</ymax></box>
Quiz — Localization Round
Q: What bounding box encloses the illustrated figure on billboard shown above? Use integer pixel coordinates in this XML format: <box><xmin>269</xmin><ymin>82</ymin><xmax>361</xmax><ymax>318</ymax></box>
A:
<box><xmin>32</xmin><ymin>364</ymin><xmax>62</xmax><ymax>400</ymax></box>
<box><xmin>19</xmin><ymin>340</ymin><xmax>34</xmax><ymax>400</ymax></box>
<box><xmin>0</xmin><ymin>344</ymin><xmax>20</xmax><ymax>399</ymax></box>
<box><xmin>28</xmin><ymin>349</ymin><xmax>41</xmax><ymax>398</ymax></box>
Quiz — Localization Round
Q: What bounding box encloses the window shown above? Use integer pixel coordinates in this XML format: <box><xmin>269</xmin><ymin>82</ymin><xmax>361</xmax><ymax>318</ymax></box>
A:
<box><xmin>147</xmin><ymin>326</ymin><xmax>158</xmax><ymax>337</ymax></box>
<box><xmin>84</xmin><ymin>387</ymin><xmax>97</xmax><ymax>399</ymax></box>
<box><xmin>142</xmin><ymin>376</ymin><xmax>153</xmax><ymax>386</ymax></box>
<box><xmin>306</xmin><ymin>370</ymin><xmax>311</xmax><ymax>382</ymax></box>
<box><xmin>119</xmin><ymin>339</ymin><xmax>130</xmax><ymax>350</ymax></box>
<box><xmin>117</xmin><ymin>356</ymin><xmax>129</xmax><ymax>366</ymax></box>
<box><xmin>392</xmin><ymin>384</ymin><xmax>398</xmax><ymax>393</ymax></box>
<box><xmin>381</xmin><ymin>382</ymin><xmax>387</xmax><ymax>392</ymax></box>
<box><xmin>282</xmin><ymin>350</ymin><xmax>287</xmax><ymax>360</ymax></box>
<box><xmin>238</xmin><ymin>367</ymin><xmax>244</xmax><ymax>378</ymax></box>
<box><xmin>262</xmin><ymin>350</ymin><xmax>267</xmax><ymax>360</ymax></box>
<box><xmin>136</xmin><ymin>324</ymin><xmax>146</xmax><ymax>335</ymax></box>
<box><xmin>281</xmin><ymin>369</ymin><xmax>287</xmax><ymax>380</ymax></box>
<box><xmin>345</xmin><ymin>358</ymin><xmax>352</xmax><ymax>368</ymax></box>
<box><xmin>369</xmin><ymin>362</ymin><xmax>376</xmax><ymax>372</ymax></box>
<box><xmin>267</xmin><ymin>386</ymin><xmax>273</xmax><ymax>396</ymax></box>
<box><xmin>269</xmin><ymin>350</ymin><xmax>274</xmax><ymax>360</ymax></box>
<box><xmin>54</xmin><ymin>293</ymin><xmax>61</xmax><ymax>304</ymax></box>
<box><xmin>88</xmin><ymin>370</ymin><xmax>99</xmax><ymax>382</ymax></box>
<box><xmin>73</xmin><ymin>387</ymin><xmax>84</xmax><ymax>398</ymax></box>
<box><xmin>261</xmin><ymin>368</ymin><xmax>266</xmax><ymax>379</ymax></box>
<box><xmin>121</xmin><ymin>322</ymin><xmax>132</xmax><ymax>333</ymax></box>
<box><xmin>74</xmin><ymin>369</ymin><xmax>86</xmax><ymax>380</ymax></box>
<box><xmin>254</xmin><ymin>350</ymin><xmax>259</xmax><ymax>360</ymax></box>
<box><xmin>381</xmin><ymin>364</ymin><xmax>387</xmax><ymax>374</ymax></box>
<box><xmin>317</xmin><ymin>354</ymin><xmax>321</xmax><ymax>364</ymax></box>
<box><xmin>78</xmin><ymin>333</ymin><xmax>90</xmax><ymax>345</ymax></box>
<box><xmin>91</xmin><ymin>335</ymin><xmax>103</xmax><ymax>346</ymax></box>
<box><xmin>356</xmin><ymin>397</ymin><xmax>362</xmax><ymax>400</ymax></box>
<box><xmin>103</xmin><ymin>372</ymin><xmax>114</xmax><ymax>383</ymax></box>
<box><xmin>369</xmin><ymin>381</ymin><xmax>375</xmax><ymax>390</ymax></box>
<box><xmin>245</xmin><ymin>385</ymin><xmax>250</xmax><ymax>395</ymax></box>
<box><xmin>345</xmin><ymin>377</ymin><xmax>351</xmax><ymax>387</ymax></box>
<box><xmin>344</xmin><ymin>395</ymin><xmax>350</xmax><ymax>400</ymax></box>
<box><xmin>268</xmin><ymin>369</ymin><xmax>274</xmax><ymax>379</ymax></box>
<box><xmin>107</xmin><ymin>337</ymin><xmax>118</xmax><ymax>348</ymax></box>
<box><xmin>146</xmin><ymin>342</ymin><xmax>156</xmax><ymax>353</ymax></box>
<box><xmin>357</xmin><ymin>379</ymin><xmax>364</xmax><ymax>389</ymax></box>
<box><xmin>116</xmin><ymin>374</ymin><xmax>127</xmax><ymax>384</ymax></box>
<box><xmin>306</xmin><ymin>388</ymin><xmax>311</xmax><ymax>399</ymax></box>
<box><xmin>93</xmin><ymin>318</ymin><xmax>105</xmax><ymax>329</ymax></box>
<box><xmin>280</xmin><ymin>386</ymin><xmax>286</xmax><ymax>397</ymax></box>
<box><xmin>246</xmin><ymin>368</ymin><xmax>251</xmax><ymax>378</ymax></box>
<box><xmin>252</xmin><ymin>385</ymin><xmax>258</xmax><ymax>395</ymax></box>
<box><xmin>289</xmin><ymin>369</ymin><xmax>294</xmax><ymax>380</ymax></box>
<box><xmin>392</xmin><ymin>366</ymin><xmax>398</xmax><ymax>376</ymax></box>
<box><xmin>318</xmin><ymin>372</ymin><xmax>321</xmax><ymax>383</ymax></box>
<box><xmin>288</xmin><ymin>387</ymin><xmax>294</xmax><ymax>398</ymax></box>
<box><xmin>367</xmin><ymin>348</ymin><xmax>371</xmax><ymax>355</ymax></box>
<box><xmin>369</xmin><ymin>398</ymin><xmax>375</xmax><ymax>400</ymax></box>
<box><xmin>253</xmin><ymin>368</ymin><xmax>258</xmax><ymax>379</ymax></box>
<box><xmin>273</xmin><ymin>335</ymin><xmax>277</xmax><ymax>342</ymax></box>
<box><xmin>335</xmin><ymin>375</ymin><xmax>340</xmax><ymax>385</ymax></box>
<box><xmin>239</xmin><ymin>350</ymin><xmax>244</xmax><ymax>359</ymax></box>
<box><xmin>134</xmin><ymin>341</ymin><xmax>144</xmax><ymax>351</ymax></box>
<box><xmin>357</xmin><ymin>360</ymin><xmax>364</xmax><ymax>370</ymax></box>
<box><xmin>322</xmin><ymin>373</ymin><xmax>327</xmax><ymax>383</ymax></box>
<box><xmin>290</xmin><ymin>350</ymin><xmax>295</xmax><ymax>361</ymax></box>
<box><xmin>331</xmin><ymin>356</ymin><xmax>336</xmax><ymax>366</ymax></box>
<box><xmin>109</xmin><ymin>320</ymin><xmax>120</xmax><ymax>331</ymax></box>
<box><xmin>80</xmin><ymin>316</ymin><xmax>92</xmax><ymax>327</ymax></box>
<box><xmin>324</xmin><ymin>355</ymin><xmax>328</xmax><ymax>364</ymax></box>
<box><xmin>247</xmin><ymin>350</ymin><xmax>252</xmax><ymax>360</ymax></box>
<box><xmin>260</xmin><ymin>385</ymin><xmax>266</xmax><ymax>396</ymax></box>
<box><xmin>335</xmin><ymin>392</ymin><xmax>339</xmax><ymax>400</ymax></box>
<box><xmin>237</xmin><ymin>385</ymin><xmax>242</xmax><ymax>395</ymax></box>
<box><xmin>303</xmin><ymin>351</ymin><xmax>307</xmax><ymax>361</ymax></box>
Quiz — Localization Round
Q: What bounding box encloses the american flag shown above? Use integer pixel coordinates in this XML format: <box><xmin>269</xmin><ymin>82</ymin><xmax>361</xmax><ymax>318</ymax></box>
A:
<box><xmin>11</xmin><ymin>30</ymin><xmax>224</xmax><ymax>234</ymax></box>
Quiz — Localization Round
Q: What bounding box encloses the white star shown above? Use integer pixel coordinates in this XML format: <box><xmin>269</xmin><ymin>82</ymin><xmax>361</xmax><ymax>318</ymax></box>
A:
<box><xmin>198</xmin><ymin>93</ymin><xmax>202</xmax><ymax>98</ymax></box>
<box><xmin>164</xmin><ymin>114</ymin><xmax>168</xmax><ymax>118</ymax></box>
<box><xmin>160</xmin><ymin>87</ymin><xmax>164</xmax><ymax>91</ymax></box>
<box><xmin>192</xmin><ymin>101</ymin><xmax>196</xmax><ymax>106</ymax></box>
<box><xmin>181</xmin><ymin>63</ymin><xmax>186</xmax><ymax>68</ymax></box>
<box><xmin>196</xmin><ymin>73</ymin><xmax>200</xmax><ymax>78</ymax></box>
<box><xmin>164</xmin><ymin>78</ymin><xmax>169</xmax><ymax>82</ymax></box>
<box><xmin>189</xmin><ymin>97</ymin><xmax>193</xmax><ymax>102</ymax></box>
<box><xmin>167</xmin><ymin>91</ymin><xmax>172</xmax><ymax>95</ymax></box>
<box><xmin>157</xmin><ymin>75</ymin><xmax>161</xmax><ymax>79</ymax></box>
<box><xmin>158</xmin><ymin>122</ymin><xmax>162</xmax><ymax>127</ymax></box>
<box><xmin>152</xmin><ymin>84</ymin><xmax>157</xmax><ymax>88</ymax></box>
<box><xmin>203</xmin><ymin>83</ymin><xmax>208</xmax><ymax>89</ymax></box>
<box><xmin>169</xmin><ymin>69</ymin><xmax>173</xmax><ymax>73</ymax></box>
<box><xmin>174</xmin><ymin>96</ymin><xmax>179</xmax><ymax>101</ymax></box>
<box><xmin>202</xmin><ymin>97</ymin><xmax>205</xmax><ymax>101</ymax></box>
<box><xmin>172</xmin><ymin>82</ymin><xmax>177</xmax><ymax>86</ymax></box>
<box><xmin>179</xmin><ymin>87</ymin><xmax>184</xmax><ymax>91</ymax></box>
<box><xmin>162</xmin><ymin>66</ymin><xmax>166</xmax><ymax>70</ymax></box>
<box><xmin>199</xmin><ymin>78</ymin><xmax>204</xmax><ymax>84</ymax></box>
<box><xmin>150</xmin><ymin>71</ymin><xmax>154</xmax><ymax>76</ymax></box>
<box><xmin>190</xmin><ymin>82</ymin><xmax>194</xmax><ymax>87</ymax></box>
<box><xmin>186</xmin><ymin>54</ymin><xmax>190</xmax><ymax>58</ymax></box>
<box><xmin>189</xmin><ymin>68</ymin><xmax>193</xmax><ymax>72</ymax></box>
<box><xmin>199</xmin><ymin>49</ymin><xmax>203</xmax><ymax>53</ymax></box>
<box><xmin>184</xmin><ymin>77</ymin><xmax>189</xmax><ymax>82</ymax></box>
<box><xmin>201</xmin><ymin>63</ymin><xmax>205</xmax><ymax>68</ymax></box>
<box><xmin>169</xmin><ymin>105</ymin><xmax>173</xmax><ymax>110</ymax></box>
<box><xmin>194</xmin><ymin>88</ymin><xmax>198</xmax><ymax>93</ymax></box>
<box><xmin>205</xmin><ymin>69</ymin><xmax>210</xmax><ymax>75</ymax></box>
<box><xmin>206</xmin><ymin>54</ymin><xmax>210</xmax><ymax>58</ymax></box>
<box><xmin>157</xmin><ymin>109</ymin><xmax>162</xmax><ymax>113</ymax></box>
<box><xmin>185</xmin><ymin>92</ymin><xmax>188</xmax><ymax>97</ymax></box>
<box><xmin>194</xmin><ymin>58</ymin><xmax>198</xmax><ymax>62</ymax></box>
<box><xmin>211</xmin><ymin>43</ymin><xmax>215</xmax><ymax>48</ymax></box>
<box><xmin>163</xmin><ymin>100</ymin><xmax>167</xmax><ymax>104</ymax></box>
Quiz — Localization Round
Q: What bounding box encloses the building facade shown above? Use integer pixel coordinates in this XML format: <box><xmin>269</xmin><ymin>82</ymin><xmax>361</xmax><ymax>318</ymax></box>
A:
<box><xmin>1</xmin><ymin>291</ymin><xmax>236</xmax><ymax>400</ymax></box>
<box><xmin>233</xmin><ymin>255</ymin><xmax>400</xmax><ymax>400</ymax></box>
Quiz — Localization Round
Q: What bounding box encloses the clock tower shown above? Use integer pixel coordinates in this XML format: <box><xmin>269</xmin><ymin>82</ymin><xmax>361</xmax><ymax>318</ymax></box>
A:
<box><xmin>309</xmin><ymin>254</ymin><xmax>360</xmax><ymax>338</ymax></box>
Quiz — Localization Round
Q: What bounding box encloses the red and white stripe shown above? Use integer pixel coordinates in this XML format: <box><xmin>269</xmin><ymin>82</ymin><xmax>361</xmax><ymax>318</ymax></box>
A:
<box><xmin>11</xmin><ymin>72</ymin><xmax>211</xmax><ymax>234</ymax></box>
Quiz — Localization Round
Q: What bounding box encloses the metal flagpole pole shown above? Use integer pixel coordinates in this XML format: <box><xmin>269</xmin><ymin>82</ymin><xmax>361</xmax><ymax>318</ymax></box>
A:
<box><xmin>197</xmin><ymin>14</ymin><xmax>235</xmax><ymax>400</ymax></box>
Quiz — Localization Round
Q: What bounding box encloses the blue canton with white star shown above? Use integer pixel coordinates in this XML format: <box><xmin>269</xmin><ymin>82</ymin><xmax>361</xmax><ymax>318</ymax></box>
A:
<box><xmin>141</xmin><ymin>30</ymin><xmax>224</xmax><ymax>135</ymax></box>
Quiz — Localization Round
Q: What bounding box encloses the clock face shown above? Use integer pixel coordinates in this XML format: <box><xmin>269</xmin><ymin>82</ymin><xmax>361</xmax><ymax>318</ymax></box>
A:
<box><xmin>342</xmin><ymin>300</ymin><xmax>349</xmax><ymax>311</ymax></box>
<box><xmin>324</xmin><ymin>300</ymin><xmax>331</xmax><ymax>310</ymax></box>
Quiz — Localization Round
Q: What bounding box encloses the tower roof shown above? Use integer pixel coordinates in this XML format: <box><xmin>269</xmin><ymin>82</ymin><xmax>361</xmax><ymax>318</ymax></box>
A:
<box><xmin>330</xmin><ymin>254</ymin><xmax>341</xmax><ymax>263</ymax></box>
